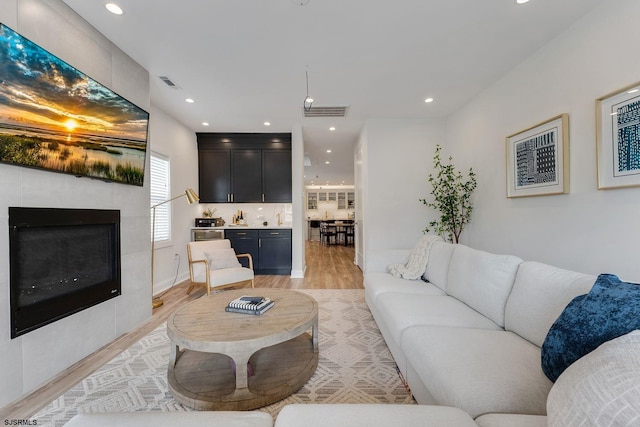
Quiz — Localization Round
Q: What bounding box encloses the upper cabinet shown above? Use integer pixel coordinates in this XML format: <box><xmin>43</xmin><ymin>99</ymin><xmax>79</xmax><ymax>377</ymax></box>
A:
<box><xmin>198</xmin><ymin>149</ymin><xmax>231</xmax><ymax>203</ymax></box>
<box><xmin>307</xmin><ymin>192</ymin><xmax>318</xmax><ymax>210</ymax></box>
<box><xmin>262</xmin><ymin>150</ymin><xmax>292</xmax><ymax>203</ymax></box>
<box><xmin>197</xmin><ymin>133</ymin><xmax>292</xmax><ymax>203</ymax></box>
<box><xmin>232</xmin><ymin>149</ymin><xmax>262</xmax><ymax>202</ymax></box>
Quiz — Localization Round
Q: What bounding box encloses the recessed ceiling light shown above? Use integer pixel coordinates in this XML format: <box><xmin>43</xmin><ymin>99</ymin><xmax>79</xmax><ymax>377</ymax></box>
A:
<box><xmin>329</xmin><ymin>126</ymin><xmax>335</xmax><ymax>131</ymax></box>
<box><xmin>325</xmin><ymin>161</ymin><xmax>330</xmax><ymax>164</ymax></box>
<box><xmin>264</xmin><ymin>121</ymin><xmax>271</xmax><ymax>126</ymax></box>
<box><xmin>424</xmin><ymin>97</ymin><xmax>434</xmax><ymax>103</ymax></box>
<box><xmin>185</xmin><ymin>98</ymin><xmax>195</xmax><ymax>103</ymax></box>
<box><xmin>628</xmin><ymin>89</ymin><xmax>639</xmax><ymax>94</ymax></box>
<box><xmin>516</xmin><ymin>0</ymin><xmax>530</xmax><ymax>4</ymax></box>
<box><xmin>202</xmin><ymin>122</ymin><xmax>209</xmax><ymax>126</ymax></box>
<box><xmin>105</xmin><ymin>3</ymin><xmax>123</xmax><ymax>15</ymax></box>
<box><xmin>326</xmin><ymin>149</ymin><xmax>332</xmax><ymax>153</ymax></box>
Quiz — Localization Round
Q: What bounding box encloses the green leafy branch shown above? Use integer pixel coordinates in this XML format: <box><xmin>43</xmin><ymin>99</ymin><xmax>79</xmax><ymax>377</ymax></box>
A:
<box><xmin>420</xmin><ymin>145</ymin><xmax>477</xmax><ymax>243</ymax></box>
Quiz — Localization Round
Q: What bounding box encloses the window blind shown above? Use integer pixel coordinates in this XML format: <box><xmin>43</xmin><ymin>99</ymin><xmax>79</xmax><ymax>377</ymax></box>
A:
<box><xmin>150</xmin><ymin>152</ymin><xmax>170</xmax><ymax>242</ymax></box>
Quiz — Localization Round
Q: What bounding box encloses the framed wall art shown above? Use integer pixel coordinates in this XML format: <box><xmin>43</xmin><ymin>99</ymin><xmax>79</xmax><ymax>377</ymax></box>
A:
<box><xmin>506</xmin><ymin>114</ymin><xmax>569</xmax><ymax>198</ymax></box>
<box><xmin>596</xmin><ymin>82</ymin><xmax>640</xmax><ymax>189</ymax></box>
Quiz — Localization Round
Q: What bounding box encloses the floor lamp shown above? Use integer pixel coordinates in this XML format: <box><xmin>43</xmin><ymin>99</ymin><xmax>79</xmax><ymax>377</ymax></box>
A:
<box><xmin>151</xmin><ymin>187</ymin><xmax>199</xmax><ymax>309</ymax></box>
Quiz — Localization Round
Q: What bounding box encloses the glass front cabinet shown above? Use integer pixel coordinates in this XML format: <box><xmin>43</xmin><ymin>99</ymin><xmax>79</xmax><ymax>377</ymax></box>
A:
<box><xmin>307</xmin><ymin>192</ymin><xmax>318</xmax><ymax>210</ymax></box>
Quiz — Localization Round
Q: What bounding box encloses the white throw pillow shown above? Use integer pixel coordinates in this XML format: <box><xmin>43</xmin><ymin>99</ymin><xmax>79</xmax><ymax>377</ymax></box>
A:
<box><xmin>204</xmin><ymin>249</ymin><xmax>242</xmax><ymax>270</ymax></box>
<box><xmin>547</xmin><ymin>329</ymin><xmax>640</xmax><ymax>427</ymax></box>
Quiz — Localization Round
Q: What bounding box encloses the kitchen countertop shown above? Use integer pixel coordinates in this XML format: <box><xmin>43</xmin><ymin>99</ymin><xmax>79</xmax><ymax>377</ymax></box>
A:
<box><xmin>305</xmin><ymin>219</ymin><xmax>354</xmax><ymax>222</ymax></box>
<box><xmin>192</xmin><ymin>225</ymin><xmax>292</xmax><ymax>230</ymax></box>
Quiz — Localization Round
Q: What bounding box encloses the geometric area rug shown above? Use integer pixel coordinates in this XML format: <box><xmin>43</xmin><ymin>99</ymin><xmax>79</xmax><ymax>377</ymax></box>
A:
<box><xmin>33</xmin><ymin>289</ymin><xmax>415</xmax><ymax>426</ymax></box>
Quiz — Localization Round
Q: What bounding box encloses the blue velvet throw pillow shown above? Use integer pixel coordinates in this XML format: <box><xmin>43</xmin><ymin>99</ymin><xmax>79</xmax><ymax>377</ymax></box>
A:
<box><xmin>541</xmin><ymin>273</ymin><xmax>640</xmax><ymax>382</ymax></box>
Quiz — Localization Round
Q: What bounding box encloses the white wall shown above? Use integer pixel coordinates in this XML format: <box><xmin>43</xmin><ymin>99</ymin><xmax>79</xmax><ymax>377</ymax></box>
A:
<box><xmin>148</xmin><ymin>107</ymin><xmax>200</xmax><ymax>293</ymax></box>
<box><xmin>359</xmin><ymin>118</ymin><xmax>446</xmax><ymax>273</ymax></box>
<box><xmin>354</xmin><ymin>128</ymin><xmax>366</xmax><ymax>268</ymax></box>
<box><xmin>291</xmin><ymin>125</ymin><xmax>305</xmax><ymax>278</ymax></box>
<box><xmin>446</xmin><ymin>0</ymin><xmax>640</xmax><ymax>282</ymax></box>
<box><xmin>0</xmin><ymin>0</ymin><xmax>152</xmax><ymax>407</ymax></box>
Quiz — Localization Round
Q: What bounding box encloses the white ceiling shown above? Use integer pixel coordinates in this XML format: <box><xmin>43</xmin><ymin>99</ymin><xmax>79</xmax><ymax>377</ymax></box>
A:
<box><xmin>62</xmin><ymin>0</ymin><xmax>603</xmax><ymax>186</ymax></box>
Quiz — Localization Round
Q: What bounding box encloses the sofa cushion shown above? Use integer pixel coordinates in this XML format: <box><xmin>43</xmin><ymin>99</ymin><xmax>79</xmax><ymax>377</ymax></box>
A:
<box><xmin>474</xmin><ymin>414</ymin><xmax>548</xmax><ymax>427</ymax></box>
<box><xmin>364</xmin><ymin>272</ymin><xmax>445</xmax><ymax>306</ymax></box>
<box><xmin>402</xmin><ymin>326</ymin><xmax>552</xmax><ymax>418</ymax></box>
<box><xmin>446</xmin><ymin>245</ymin><xmax>523</xmax><ymax>327</ymax></box>
<box><xmin>423</xmin><ymin>241</ymin><xmax>455</xmax><ymax>292</ymax></box>
<box><xmin>64</xmin><ymin>411</ymin><xmax>273</xmax><ymax>427</ymax></box>
<box><xmin>547</xmin><ymin>330</ymin><xmax>640</xmax><ymax>427</ymax></box>
<box><xmin>505</xmin><ymin>261</ymin><xmax>595</xmax><ymax>347</ymax></box>
<box><xmin>274</xmin><ymin>404</ymin><xmax>478</xmax><ymax>427</ymax></box>
<box><xmin>541</xmin><ymin>274</ymin><xmax>640</xmax><ymax>382</ymax></box>
<box><xmin>377</xmin><ymin>294</ymin><xmax>501</xmax><ymax>346</ymax></box>
<box><xmin>387</xmin><ymin>234</ymin><xmax>442</xmax><ymax>280</ymax></box>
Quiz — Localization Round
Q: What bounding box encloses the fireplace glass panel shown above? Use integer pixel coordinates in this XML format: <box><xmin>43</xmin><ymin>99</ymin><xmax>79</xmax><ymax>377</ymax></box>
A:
<box><xmin>16</xmin><ymin>224</ymin><xmax>116</xmax><ymax>307</ymax></box>
<box><xmin>9</xmin><ymin>207</ymin><xmax>121</xmax><ymax>338</ymax></box>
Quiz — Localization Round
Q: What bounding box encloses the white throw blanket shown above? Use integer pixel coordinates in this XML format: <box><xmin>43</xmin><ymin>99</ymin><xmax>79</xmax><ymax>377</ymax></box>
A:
<box><xmin>387</xmin><ymin>234</ymin><xmax>443</xmax><ymax>280</ymax></box>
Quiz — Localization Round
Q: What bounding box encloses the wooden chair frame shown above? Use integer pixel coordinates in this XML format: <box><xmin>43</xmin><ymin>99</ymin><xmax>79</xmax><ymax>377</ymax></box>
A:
<box><xmin>186</xmin><ymin>244</ymin><xmax>255</xmax><ymax>296</ymax></box>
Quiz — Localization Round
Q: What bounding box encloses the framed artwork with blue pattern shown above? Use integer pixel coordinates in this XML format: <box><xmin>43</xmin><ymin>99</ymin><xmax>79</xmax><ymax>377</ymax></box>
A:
<box><xmin>597</xmin><ymin>82</ymin><xmax>640</xmax><ymax>189</ymax></box>
<box><xmin>506</xmin><ymin>114</ymin><xmax>569</xmax><ymax>198</ymax></box>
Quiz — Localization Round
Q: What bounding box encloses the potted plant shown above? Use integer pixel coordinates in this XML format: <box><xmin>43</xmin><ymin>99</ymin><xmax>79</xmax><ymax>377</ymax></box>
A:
<box><xmin>420</xmin><ymin>145</ymin><xmax>477</xmax><ymax>243</ymax></box>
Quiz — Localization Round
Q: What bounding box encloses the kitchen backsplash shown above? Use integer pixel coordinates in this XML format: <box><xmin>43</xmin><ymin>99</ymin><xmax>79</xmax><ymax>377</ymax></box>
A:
<box><xmin>197</xmin><ymin>203</ymin><xmax>293</xmax><ymax>227</ymax></box>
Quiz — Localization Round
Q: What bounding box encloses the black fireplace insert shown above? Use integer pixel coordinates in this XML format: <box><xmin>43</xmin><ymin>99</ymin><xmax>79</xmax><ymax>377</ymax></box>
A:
<box><xmin>9</xmin><ymin>207</ymin><xmax>121</xmax><ymax>338</ymax></box>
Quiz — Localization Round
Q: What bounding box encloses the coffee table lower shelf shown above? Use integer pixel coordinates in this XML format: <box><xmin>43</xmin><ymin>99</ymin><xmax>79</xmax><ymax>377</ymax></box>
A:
<box><xmin>168</xmin><ymin>333</ymin><xmax>318</xmax><ymax>411</ymax></box>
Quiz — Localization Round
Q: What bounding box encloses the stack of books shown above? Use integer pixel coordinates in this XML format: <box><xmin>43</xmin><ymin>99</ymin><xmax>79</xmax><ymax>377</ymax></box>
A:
<box><xmin>225</xmin><ymin>295</ymin><xmax>275</xmax><ymax>315</ymax></box>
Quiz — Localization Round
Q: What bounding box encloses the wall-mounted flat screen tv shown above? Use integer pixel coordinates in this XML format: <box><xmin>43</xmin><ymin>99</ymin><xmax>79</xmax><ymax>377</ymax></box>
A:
<box><xmin>0</xmin><ymin>23</ymin><xmax>149</xmax><ymax>186</ymax></box>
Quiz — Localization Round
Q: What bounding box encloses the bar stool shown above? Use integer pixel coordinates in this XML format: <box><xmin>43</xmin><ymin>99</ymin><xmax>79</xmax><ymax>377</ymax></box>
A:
<box><xmin>309</xmin><ymin>220</ymin><xmax>321</xmax><ymax>241</ymax></box>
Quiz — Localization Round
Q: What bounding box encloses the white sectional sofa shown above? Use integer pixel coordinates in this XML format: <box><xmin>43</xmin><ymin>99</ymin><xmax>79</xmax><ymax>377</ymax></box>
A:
<box><xmin>364</xmin><ymin>239</ymin><xmax>603</xmax><ymax>425</ymax></box>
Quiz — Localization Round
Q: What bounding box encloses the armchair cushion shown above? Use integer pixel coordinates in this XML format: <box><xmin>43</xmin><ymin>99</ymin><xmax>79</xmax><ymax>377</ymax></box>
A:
<box><xmin>205</xmin><ymin>248</ymin><xmax>242</xmax><ymax>269</ymax></box>
<box><xmin>209</xmin><ymin>267</ymin><xmax>254</xmax><ymax>286</ymax></box>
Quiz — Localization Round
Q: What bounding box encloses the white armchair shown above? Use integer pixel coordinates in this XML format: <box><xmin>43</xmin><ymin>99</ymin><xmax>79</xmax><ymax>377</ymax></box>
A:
<box><xmin>187</xmin><ymin>239</ymin><xmax>254</xmax><ymax>295</ymax></box>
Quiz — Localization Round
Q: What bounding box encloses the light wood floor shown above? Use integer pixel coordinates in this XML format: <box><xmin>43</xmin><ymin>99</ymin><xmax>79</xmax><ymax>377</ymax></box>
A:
<box><xmin>0</xmin><ymin>241</ymin><xmax>362</xmax><ymax>420</ymax></box>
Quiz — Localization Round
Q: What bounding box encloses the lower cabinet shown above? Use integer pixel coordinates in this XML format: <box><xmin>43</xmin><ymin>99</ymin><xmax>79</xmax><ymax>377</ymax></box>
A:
<box><xmin>225</xmin><ymin>229</ymin><xmax>292</xmax><ymax>275</ymax></box>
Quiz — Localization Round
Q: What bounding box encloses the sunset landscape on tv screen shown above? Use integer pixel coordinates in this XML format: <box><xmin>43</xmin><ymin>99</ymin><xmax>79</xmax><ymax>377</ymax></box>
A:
<box><xmin>0</xmin><ymin>23</ymin><xmax>149</xmax><ymax>186</ymax></box>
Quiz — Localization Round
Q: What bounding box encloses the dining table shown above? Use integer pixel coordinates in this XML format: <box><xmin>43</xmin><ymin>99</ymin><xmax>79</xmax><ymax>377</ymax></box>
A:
<box><xmin>332</xmin><ymin>221</ymin><xmax>355</xmax><ymax>246</ymax></box>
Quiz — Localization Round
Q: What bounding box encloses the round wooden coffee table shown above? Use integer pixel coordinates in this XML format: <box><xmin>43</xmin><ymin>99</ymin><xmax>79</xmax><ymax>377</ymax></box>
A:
<box><xmin>167</xmin><ymin>288</ymin><xmax>318</xmax><ymax>410</ymax></box>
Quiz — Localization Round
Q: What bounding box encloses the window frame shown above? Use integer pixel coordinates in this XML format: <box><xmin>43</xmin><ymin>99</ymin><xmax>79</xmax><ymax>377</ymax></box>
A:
<box><xmin>150</xmin><ymin>151</ymin><xmax>172</xmax><ymax>248</ymax></box>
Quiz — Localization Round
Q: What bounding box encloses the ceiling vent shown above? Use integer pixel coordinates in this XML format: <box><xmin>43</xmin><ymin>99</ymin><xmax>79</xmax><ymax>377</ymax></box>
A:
<box><xmin>158</xmin><ymin>75</ymin><xmax>181</xmax><ymax>89</ymax></box>
<box><xmin>303</xmin><ymin>106</ymin><xmax>349</xmax><ymax>118</ymax></box>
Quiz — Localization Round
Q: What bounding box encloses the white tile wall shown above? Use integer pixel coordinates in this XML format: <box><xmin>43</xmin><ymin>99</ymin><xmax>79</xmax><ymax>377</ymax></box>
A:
<box><xmin>0</xmin><ymin>0</ymin><xmax>152</xmax><ymax>407</ymax></box>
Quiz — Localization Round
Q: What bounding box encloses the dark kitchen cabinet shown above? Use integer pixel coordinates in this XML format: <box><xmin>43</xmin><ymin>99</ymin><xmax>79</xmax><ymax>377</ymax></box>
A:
<box><xmin>225</xmin><ymin>228</ymin><xmax>291</xmax><ymax>275</ymax></box>
<box><xmin>259</xmin><ymin>229</ymin><xmax>292</xmax><ymax>274</ymax></box>
<box><xmin>196</xmin><ymin>133</ymin><xmax>292</xmax><ymax>203</ymax></box>
<box><xmin>263</xmin><ymin>150</ymin><xmax>292</xmax><ymax>203</ymax></box>
<box><xmin>198</xmin><ymin>150</ymin><xmax>231</xmax><ymax>203</ymax></box>
<box><xmin>232</xmin><ymin>150</ymin><xmax>262</xmax><ymax>202</ymax></box>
